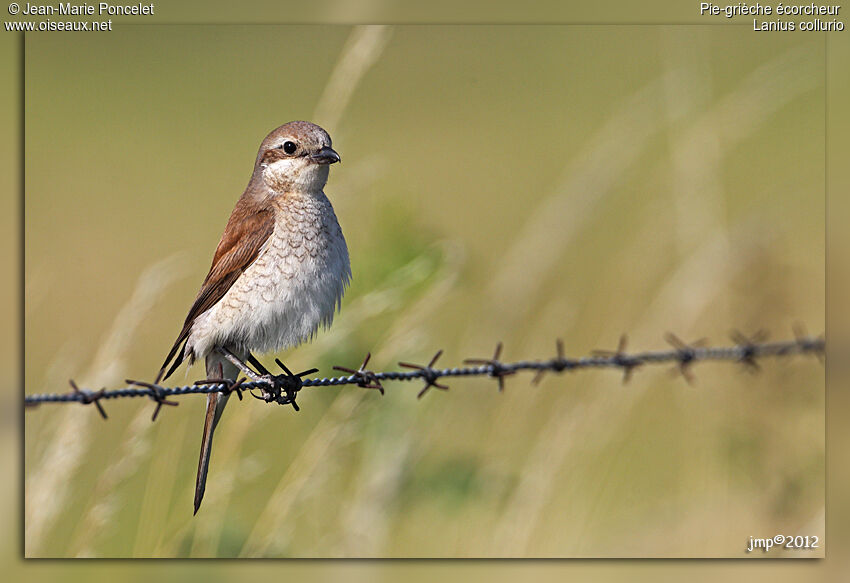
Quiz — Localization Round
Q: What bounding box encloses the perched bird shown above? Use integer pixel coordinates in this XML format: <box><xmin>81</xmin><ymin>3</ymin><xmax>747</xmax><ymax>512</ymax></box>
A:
<box><xmin>156</xmin><ymin>121</ymin><xmax>350</xmax><ymax>514</ymax></box>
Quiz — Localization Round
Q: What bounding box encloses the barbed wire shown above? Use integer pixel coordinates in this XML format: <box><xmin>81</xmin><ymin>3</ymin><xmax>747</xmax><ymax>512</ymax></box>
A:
<box><xmin>23</xmin><ymin>329</ymin><xmax>825</xmax><ymax>420</ymax></box>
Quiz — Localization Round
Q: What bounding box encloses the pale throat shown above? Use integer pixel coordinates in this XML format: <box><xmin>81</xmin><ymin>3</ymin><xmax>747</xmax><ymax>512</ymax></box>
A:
<box><xmin>263</xmin><ymin>159</ymin><xmax>329</xmax><ymax>194</ymax></box>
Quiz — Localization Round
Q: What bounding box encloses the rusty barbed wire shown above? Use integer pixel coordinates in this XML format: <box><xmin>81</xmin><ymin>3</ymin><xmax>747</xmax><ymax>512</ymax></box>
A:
<box><xmin>23</xmin><ymin>330</ymin><xmax>825</xmax><ymax>420</ymax></box>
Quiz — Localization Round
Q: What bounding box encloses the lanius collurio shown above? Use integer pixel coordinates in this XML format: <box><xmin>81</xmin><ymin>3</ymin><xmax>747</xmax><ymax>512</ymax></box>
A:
<box><xmin>156</xmin><ymin>121</ymin><xmax>350</xmax><ymax>514</ymax></box>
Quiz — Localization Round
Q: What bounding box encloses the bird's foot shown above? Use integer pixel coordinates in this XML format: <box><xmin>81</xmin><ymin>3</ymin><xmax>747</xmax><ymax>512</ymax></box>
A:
<box><xmin>214</xmin><ymin>347</ymin><xmax>317</xmax><ymax>411</ymax></box>
<box><xmin>250</xmin><ymin>360</ymin><xmax>318</xmax><ymax>412</ymax></box>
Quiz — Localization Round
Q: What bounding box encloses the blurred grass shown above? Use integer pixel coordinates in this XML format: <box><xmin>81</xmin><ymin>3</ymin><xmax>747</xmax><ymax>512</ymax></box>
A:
<box><xmin>21</xmin><ymin>24</ymin><xmax>824</xmax><ymax>559</ymax></box>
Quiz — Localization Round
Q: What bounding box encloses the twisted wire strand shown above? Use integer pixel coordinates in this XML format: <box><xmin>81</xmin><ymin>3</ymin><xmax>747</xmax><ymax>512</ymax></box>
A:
<box><xmin>23</xmin><ymin>334</ymin><xmax>825</xmax><ymax>417</ymax></box>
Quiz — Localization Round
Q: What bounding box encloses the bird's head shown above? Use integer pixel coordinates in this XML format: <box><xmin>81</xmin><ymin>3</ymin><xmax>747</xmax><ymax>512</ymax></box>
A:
<box><xmin>257</xmin><ymin>121</ymin><xmax>340</xmax><ymax>193</ymax></box>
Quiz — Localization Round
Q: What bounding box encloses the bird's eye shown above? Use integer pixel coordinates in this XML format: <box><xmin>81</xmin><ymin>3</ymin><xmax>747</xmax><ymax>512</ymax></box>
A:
<box><xmin>282</xmin><ymin>141</ymin><xmax>297</xmax><ymax>154</ymax></box>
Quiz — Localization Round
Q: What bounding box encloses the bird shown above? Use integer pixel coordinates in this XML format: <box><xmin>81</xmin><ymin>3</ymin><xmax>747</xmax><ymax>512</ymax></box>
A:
<box><xmin>155</xmin><ymin>121</ymin><xmax>351</xmax><ymax>515</ymax></box>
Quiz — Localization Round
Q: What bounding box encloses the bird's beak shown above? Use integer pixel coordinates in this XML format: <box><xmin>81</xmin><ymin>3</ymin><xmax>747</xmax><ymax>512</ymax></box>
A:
<box><xmin>311</xmin><ymin>146</ymin><xmax>341</xmax><ymax>165</ymax></box>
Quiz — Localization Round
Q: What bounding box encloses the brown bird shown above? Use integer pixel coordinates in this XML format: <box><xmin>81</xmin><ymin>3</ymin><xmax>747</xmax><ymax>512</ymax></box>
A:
<box><xmin>156</xmin><ymin>121</ymin><xmax>350</xmax><ymax>514</ymax></box>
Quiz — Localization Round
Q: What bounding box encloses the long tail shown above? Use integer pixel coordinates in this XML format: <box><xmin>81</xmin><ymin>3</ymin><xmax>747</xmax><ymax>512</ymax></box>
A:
<box><xmin>194</xmin><ymin>349</ymin><xmax>240</xmax><ymax>515</ymax></box>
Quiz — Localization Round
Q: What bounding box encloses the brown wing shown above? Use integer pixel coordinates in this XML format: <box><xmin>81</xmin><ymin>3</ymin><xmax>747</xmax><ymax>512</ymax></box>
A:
<box><xmin>156</xmin><ymin>204</ymin><xmax>275</xmax><ymax>383</ymax></box>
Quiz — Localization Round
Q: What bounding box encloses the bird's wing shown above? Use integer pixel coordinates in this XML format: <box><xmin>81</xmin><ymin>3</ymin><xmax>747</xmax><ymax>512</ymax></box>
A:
<box><xmin>156</xmin><ymin>204</ymin><xmax>275</xmax><ymax>383</ymax></box>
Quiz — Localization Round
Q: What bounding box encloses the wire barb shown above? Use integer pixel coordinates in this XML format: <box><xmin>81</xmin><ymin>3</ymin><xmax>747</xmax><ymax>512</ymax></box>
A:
<box><xmin>333</xmin><ymin>352</ymin><xmax>384</xmax><ymax>394</ymax></box>
<box><xmin>592</xmin><ymin>335</ymin><xmax>641</xmax><ymax>383</ymax></box>
<box><xmin>464</xmin><ymin>342</ymin><xmax>515</xmax><ymax>392</ymax></box>
<box><xmin>125</xmin><ymin>379</ymin><xmax>179</xmax><ymax>422</ymax></box>
<box><xmin>399</xmin><ymin>350</ymin><xmax>449</xmax><ymax>399</ymax></box>
<box><xmin>664</xmin><ymin>333</ymin><xmax>708</xmax><ymax>384</ymax></box>
<box><xmin>533</xmin><ymin>339</ymin><xmax>575</xmax><ymax>385</ymax></box>
<box><xmin>68</xmin><ymin>379</ymin><xmax>108</xmax><ymax>420</ymax></box>
<box><xmin>793</xmin><ymin>323</ymin><xmax>825</xmax><ymax>363</ymax></box>
<box><xmin>729</xmin><ymin>329</ymin><xmax>769</xmax><ymax>373</ymax></box>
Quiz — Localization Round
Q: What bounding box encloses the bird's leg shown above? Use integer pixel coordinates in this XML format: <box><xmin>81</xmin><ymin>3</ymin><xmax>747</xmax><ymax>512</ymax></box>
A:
<box><xmin>215</xmin><ymin>347</ymin><xmax>317</xmax><ymax>410</ymax></box>
<box><xmin>212</xmin><ymin>347</ymin><xmax>264</xmax><ymax>381</ymax></box>
<box><xmin>192</xmin><ymin>348</ymin><xmax>257</xmax><ymax>401</ymax></box>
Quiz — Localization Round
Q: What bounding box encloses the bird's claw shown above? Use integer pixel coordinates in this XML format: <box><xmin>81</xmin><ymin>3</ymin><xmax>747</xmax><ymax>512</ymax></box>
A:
<box><xmin>213</xmin><ymin>347</ymin><xmax>316</xmax><ymax>411</ymax></box>
<box><xmin>248</xmin><ymin>359</ymin><xmax>318</xmax><ymax>411</ymax></box>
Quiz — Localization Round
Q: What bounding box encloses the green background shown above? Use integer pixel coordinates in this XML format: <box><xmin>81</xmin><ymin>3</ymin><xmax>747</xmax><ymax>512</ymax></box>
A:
<box><xmin>6</xmin><ymin>1</ymin><xmax>841</xmax><ymax>576</ymax></box>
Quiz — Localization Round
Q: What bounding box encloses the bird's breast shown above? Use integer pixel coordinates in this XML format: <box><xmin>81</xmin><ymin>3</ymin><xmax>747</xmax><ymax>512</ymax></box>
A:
<box><xmin>188</xmin><ymin>191</ymin><xmax>351</xmax><ymax>358</ymax></box>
